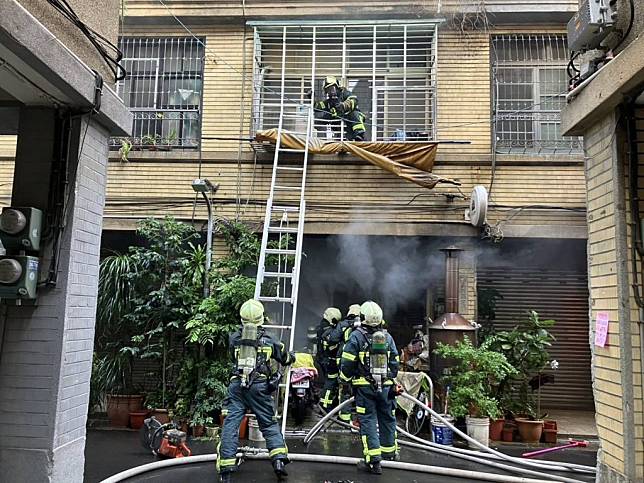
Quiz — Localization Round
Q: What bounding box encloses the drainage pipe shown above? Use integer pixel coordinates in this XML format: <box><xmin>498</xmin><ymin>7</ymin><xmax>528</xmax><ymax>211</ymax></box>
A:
<box><xmin>101</xmin><ymin>452</ymin><xmax>558</xmax><ymax>483</ymax></box>
<box><xmin>401</xmin><ymin>393</ymin><xmax>594</xmax><ymax>476</ymax></box>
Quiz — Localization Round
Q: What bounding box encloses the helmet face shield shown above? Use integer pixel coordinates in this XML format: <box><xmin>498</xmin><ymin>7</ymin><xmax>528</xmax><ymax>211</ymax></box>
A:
<box><xmin>325</xmin><ymin>85</ymin><xmax>338</xmax><ymax>100</ymax></box>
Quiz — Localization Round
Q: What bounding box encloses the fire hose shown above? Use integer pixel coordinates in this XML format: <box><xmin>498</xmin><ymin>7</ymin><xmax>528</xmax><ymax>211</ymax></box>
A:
<box><xmin>303</xmin><ymin>394</ymin><xmax>593</xmax><ymax>482</ymax></box>
<box><xmin>101</xmin><ymin>451</ymin><xmax>560</xmax><ymax>483</ymax></box>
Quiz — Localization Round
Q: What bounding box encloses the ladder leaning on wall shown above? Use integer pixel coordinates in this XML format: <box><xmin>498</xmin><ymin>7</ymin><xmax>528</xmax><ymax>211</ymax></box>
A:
<box><xmin>253</xmin><ymin>26</ymin><xmax>317</xmax><ymax>434</ymax></box>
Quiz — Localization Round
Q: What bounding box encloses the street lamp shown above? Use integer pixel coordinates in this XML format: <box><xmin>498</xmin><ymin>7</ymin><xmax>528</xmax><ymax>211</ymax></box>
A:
<box><xmin>192</xmin><ymin>178</ymin><xmax>219</xmax><ymax>297</ymax></box>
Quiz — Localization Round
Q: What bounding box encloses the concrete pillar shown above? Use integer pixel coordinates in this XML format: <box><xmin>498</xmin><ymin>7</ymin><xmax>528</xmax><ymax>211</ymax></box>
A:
<box><xmin>0</xmin><ymin>107</ymin><xmax>109</xmax><ymax>482</ymax></box>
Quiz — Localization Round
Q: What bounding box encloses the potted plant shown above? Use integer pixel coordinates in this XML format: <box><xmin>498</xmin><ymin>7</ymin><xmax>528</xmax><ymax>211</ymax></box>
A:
<box><xmin>488</xmin><ymin>311</ymin><xmax>557</xmax><ymax>444</ymax></box>
<box><xmin>435</xmin><ymin>337</ymin><xmax>517</xmax><ymax>448</ymax></box>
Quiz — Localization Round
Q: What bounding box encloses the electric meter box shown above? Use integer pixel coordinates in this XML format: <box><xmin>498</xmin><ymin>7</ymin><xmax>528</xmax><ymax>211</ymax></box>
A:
<box><xmin>0</xmin><ymin>207</ymin><xmax>43</xmax><ymax>251</ymax></box>
<box><xmin>567</xmin><ymin>0</ymin><xmax>617</xmax><ymax>51</ymax></box>
<box><xmin>0</xmin><ymin>256</ymin><xmax>39</xmax><ymax>299</ymax></box>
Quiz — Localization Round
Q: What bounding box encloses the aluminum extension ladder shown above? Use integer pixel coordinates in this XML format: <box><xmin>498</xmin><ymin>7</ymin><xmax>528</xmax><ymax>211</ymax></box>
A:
<box><xmin>253</xmin><ymin>26</ymin><xmax>317</xmax><ymax>434</ymax></box>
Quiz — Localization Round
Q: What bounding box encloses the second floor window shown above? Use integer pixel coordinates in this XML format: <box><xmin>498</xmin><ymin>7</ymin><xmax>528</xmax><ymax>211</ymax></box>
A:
<box><xmin>116</xmin><ymin>37</ymin><xmax>205</xmax><ymax>148</ymax></box>
<box><xmin>492</xmin><ymin>34</ymin><xmax>582</xmax><ymax>154</ymax></box>
<box><xmin>252</xmin><ymin>22</ymin><xmax>438</xmax><ymax>142</ymax></box>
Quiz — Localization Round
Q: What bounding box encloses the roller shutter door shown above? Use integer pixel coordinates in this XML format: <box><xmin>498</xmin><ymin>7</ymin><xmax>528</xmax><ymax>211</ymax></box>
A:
<box><xmin>477</xmin><ymin>268</ymin><xmax>593</xmax><ymax>410</ymax></box>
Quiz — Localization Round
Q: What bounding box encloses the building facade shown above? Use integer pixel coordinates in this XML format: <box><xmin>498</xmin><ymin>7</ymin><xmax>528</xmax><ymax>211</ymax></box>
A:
<box><xmin>0</xmin><ymin>1</ymin><xmax>594</xmax><ymax>410</ymax></box>
<box><xmin>562</xmin><ymin>0</ymin><xmax>644</xmax><ymax>480</ymax></box>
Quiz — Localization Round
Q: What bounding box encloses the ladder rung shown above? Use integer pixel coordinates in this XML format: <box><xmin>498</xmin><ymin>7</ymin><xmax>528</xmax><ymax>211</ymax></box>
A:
<box><xmin>263</xmin><ymin>324</ymin><xmax>293</xmax><ymax>330</ymax></box>
<box><xmin>267</xmin><ymin>226</ymin><xmax>299</xmax><ymax>233</ymax></box>
<box><xmin>279</xmin><ymin>149</ymin><xmax>306</xmax><ymax>153</ymax></box>
<box><xmin>276</xmin><ymin>166</ymin><xmax>304</xmax><ymax>171</ymax></box>
<box><xmin>265</xmin><ymin>249</ymin><xmax>297</xmax><ymax>255</ymax></box>
<box><xmin>263</xmin><ymin>271</ymin><xmax>293</xmax><ymax>278</ymax></box>
<box><xmin>274</xmin><ymin>185</ymin><xmax>301</xmax><ymax>191</ymax></box>
<box><xmin>258</xmin><ymin>296</ymin><xmax>293</xmax><ymax>303</ymax></box>
<box><xmin>272</xmin><ymin>205</ymin><xmax>300</xmax><ymax>212</ymax></box>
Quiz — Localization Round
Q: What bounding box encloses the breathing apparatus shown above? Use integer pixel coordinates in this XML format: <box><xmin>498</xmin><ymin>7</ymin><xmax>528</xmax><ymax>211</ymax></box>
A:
<box><xmin>359</xmin><ymin>301</ymin><xmax>389</xmax><ymax>391</ymax></box>
<box><xmin>238</xmin><ymin>299</ymin><xmax>265</xmax><ymax>388</ymax></box>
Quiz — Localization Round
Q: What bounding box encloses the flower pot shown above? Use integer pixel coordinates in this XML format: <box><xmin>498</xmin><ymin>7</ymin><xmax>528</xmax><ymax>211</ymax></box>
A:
<box><xmin>543</xmin><ymin>420</ymin><xmax>557</xmax><ymax>431</ymax></box>
<box><xmin>489</xmin><ymin>418</ymin><xmax>505</xmax><ymax>441</ymax></box>
<box><xmin>180</xmin><ymin>422</ymin><xmax>189</xmax><ymax>433</ymax></box>
<box><xmin>206</xmin><ymin>426</ymin><xmax>219</xmax><ymax>438</ymax></box>
<box><xmin>502</xmin><ymin>426</ymin><xmax>515</xmax><ymax>442</ymax></box>
<box><xmin>107</xmin><ymin>394</ymin><xmax>144</xmax><ymax>427</ymax></box>
<box><xmin>516</xmin><ymin>419</ymin><xmax>544</xmax><ymax>443</ymax></box>
<box><xmin>192</xmin><ymin>425</ymin><xmax>205</xmax><ymax>437</ymax></box>
<box><xmin>465</xmin><ymin>416</ymin><xmax>490</xmax><ymax>449</ymax></box>
<box><xmin>129</xmin><ymin>410</ymin><xmax>149</xmax><ymax>430</ymax></box>
<box><xmin>151</xmin><ymin>408</ymin><xmax>170</xmax><ymax>424</ymax></box>
<box><xmin>543</xmin><ymin>429</ymin><xmax>558</xmax><ymax>444</ymax></box>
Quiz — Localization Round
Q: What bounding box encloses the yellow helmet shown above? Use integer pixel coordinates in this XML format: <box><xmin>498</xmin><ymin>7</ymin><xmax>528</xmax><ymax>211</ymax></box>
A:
<box><xmin>323</xmin><ymin>75</ymin><xmax>341</xmax><ymax>90</ymax></box>
<box><xmin>240</xmin><ymin>299</ymin><xmax>265</xmax><ymax>325</ymax></box>
<box><xmin>360</xmin><ymin>300</ymin><xmax>383</xmax><ymax>327</ymax></box>
<box><xmin>323</xmin><ymin>307</ymin><xmax>342</xmax><ymax>324</ymax></box>
<box><xmin>347</xmin><ymin>304</ymin><xmax>361</xmax><ymax>317</ymax></box>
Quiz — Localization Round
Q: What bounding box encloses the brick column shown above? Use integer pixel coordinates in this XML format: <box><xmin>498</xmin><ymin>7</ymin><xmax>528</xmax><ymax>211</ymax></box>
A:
<box><xmin>0</xmin><ymin>108</ymin><xmax>109</xmax><ymax>482</ymax></box>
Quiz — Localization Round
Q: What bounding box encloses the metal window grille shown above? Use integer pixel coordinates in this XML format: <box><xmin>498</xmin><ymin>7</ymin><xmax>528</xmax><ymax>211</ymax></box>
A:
<box><xmin>252</xmin><ymin>22</ymin><xmax>438</xmax><ymax>142</ymax></box>
<box><xmin>113</xmin><ymin>37</ymin><xmax>205</xmax><ymax>149</ymax></box>
<box><xmin>492</xmin><ymin>34</ymin><xmax>582</xmax><ymax>154</ymax></box>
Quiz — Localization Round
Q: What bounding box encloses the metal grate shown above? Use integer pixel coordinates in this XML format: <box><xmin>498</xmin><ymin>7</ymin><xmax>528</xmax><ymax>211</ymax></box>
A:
<box><xmin>113</xmin><ymin>37</ymin><xmax>205</xmax><ymax>149</ymax></box>
<box><xmin>492</xmin><ymin>34</ymin><xmax>582</xmax><ymax>154</ymax></box>
<box><xmin>252</xmin><ymin>22</ymin><xmax>438</xmax><ymax>142</ymax></box>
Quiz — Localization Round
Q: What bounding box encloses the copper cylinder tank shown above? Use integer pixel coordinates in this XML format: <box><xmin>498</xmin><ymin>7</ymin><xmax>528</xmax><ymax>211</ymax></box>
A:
<box><xmin>428</xmin><ymin>246</ymin><xmax>477</xmax><ymax>380</ymax></box>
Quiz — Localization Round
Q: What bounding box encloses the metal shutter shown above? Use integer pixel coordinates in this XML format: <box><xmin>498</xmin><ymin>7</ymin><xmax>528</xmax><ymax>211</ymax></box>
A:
<box><xmin>477</xmin><ymin>268</ymin><xmax>593</xmax><ymax>410</ymax></box>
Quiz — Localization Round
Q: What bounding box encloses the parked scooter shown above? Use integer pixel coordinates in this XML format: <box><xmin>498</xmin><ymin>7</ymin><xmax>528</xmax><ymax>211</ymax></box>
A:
<box><xmin>289</xmin><ymin>352</ymin><xmax>318</xmax><ymax>426</ymax></box>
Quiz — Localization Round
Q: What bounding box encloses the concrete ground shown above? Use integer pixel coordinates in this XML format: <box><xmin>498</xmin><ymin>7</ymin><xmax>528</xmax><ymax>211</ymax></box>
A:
<box><xmin>84</xmin><ymin>428</ymin><xmax>597</xmax><ymax>483</ymax></box>
<box><xmin>545</xmin><ymin>410</ymin><xmax>598</xmax><ymax>439</ymax></box>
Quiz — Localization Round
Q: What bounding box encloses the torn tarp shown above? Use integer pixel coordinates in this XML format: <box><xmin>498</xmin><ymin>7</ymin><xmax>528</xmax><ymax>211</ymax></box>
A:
<box><xmin>255</xmin><ymin>129</ymin><xmax>460</xmax><ymax>189</ymax></box>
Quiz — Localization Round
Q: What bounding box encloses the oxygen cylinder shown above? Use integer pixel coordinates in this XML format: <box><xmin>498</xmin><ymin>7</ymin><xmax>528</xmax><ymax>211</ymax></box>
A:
<box><xmin>239</xmin><ymin>323</ymin><xmax>258</xmax><ymax>387</ymax></box>
<box><xmin>371</xmin><ymin>331</ymin><xmax>388</xmax><ymax>392</ymax></box>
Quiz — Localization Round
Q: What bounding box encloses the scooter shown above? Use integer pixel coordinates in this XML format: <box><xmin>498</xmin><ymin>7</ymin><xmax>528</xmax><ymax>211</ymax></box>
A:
<box><xmin>289</xmin><ymin>352</ymin><xmax>318</xmax><ymax>426</ymax></box>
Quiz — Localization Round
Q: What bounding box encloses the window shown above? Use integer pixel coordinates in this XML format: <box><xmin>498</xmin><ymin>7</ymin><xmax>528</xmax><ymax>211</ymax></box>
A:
<box><xmin>492</xmin><ymin>35</ymin><xmax>582</xmax><ymax>154</ymax></box>
<box><xmin>252</xmin><ymin>23</ymin><xmax>438</xmax><ymax>142</ymax></box>
<box><xmin>114</xmin><ymin>37</ymin><xmax>204</xmax><ymax>148</ymax></box>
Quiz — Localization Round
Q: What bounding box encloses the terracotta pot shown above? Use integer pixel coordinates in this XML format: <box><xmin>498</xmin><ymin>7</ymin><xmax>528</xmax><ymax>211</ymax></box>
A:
<box><xmin>151</xmin><ymin>408</ymin><xmax>170</xmax><ymax>424</ymax></box>
<box><xmin>489</xmin><ymin>418</ymin><xmax>505</xmax><ymax>441</ymax></box>
<box><xmin>543</xmin><ymin>429</ymin><xmax>558</xmax><ymax>444</ymax></box>
<box><xmin>180</xmin><ymin>422</ymin><xmax>189</xmax><ymax>433</ymax></box>
<box><xmin>192</xmin><ymin>425</ymin><xmax>205</xmax><ymax>437</ymax></box>
<box><xmin>502</xmin><ymin>427</ymin><xmax>515</xmax><ymax>442</ymax></box>
<box><xmin>543</xmin><ymin>420</ymin><xmax>557</xmax><ymax>431</ymax></box>
<box><xmin>516</xmin><ymin>419</ymin><xmax>544</xmax><ymax>443</ymax></box>
<box><xmin>129</xmin><ymin>410</ymin><xmax>149</xmax><ymax>430</ymax></box>
<box><xmin>107</xmin><ymin>394</ymin><xmax>144</xmax><ymax>427</ymax></box>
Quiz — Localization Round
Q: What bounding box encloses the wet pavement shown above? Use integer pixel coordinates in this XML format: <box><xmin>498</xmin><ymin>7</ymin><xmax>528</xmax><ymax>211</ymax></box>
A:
<box><xmin>85</xmin><ymin>428</ymin><xmax>597</xmax><ymax>483</ymax></box>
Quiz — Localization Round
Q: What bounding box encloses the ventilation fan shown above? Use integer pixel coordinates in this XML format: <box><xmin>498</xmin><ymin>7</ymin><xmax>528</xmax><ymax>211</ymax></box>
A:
<box><xmin>469</xmin><ymin>185</ymin><xmax>488</xmax><ymax>228</ymax></box>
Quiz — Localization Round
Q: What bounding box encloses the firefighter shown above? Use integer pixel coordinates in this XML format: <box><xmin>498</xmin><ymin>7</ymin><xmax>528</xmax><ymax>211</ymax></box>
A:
<box><xmin>316</xmin><ymin>307</ymin><xmax>343</xmax><ymax>411</ymax></box>
<box><xmin>315</xmin><ymin>76</ymin><xmax>366</xmax><ymax>141</ymax></box>
<box><xmin>217</xmin><ymin>299</ymin><xmax>296</xmax><ymax>483</ymax></box>
<box><xmin>335</xmin><ymin>304</ymin><xmax>362</xmax><ymax>423</ymax></box>
<box><xmin>340</xmin><ymin>301</ymin><xmax>401</xmax><ymax>474</ymax></box>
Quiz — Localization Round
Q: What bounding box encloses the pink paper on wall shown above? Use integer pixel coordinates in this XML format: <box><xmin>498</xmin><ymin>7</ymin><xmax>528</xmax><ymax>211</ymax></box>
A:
<box><xmin>594</xmin><ymin>312</ymin><xmax>609</xmax><ymax>347</ymax></box>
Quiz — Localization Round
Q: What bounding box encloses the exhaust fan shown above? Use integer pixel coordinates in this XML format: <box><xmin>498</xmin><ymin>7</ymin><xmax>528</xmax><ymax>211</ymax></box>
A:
<box><xmin>468</xmin><ymin>185</ymin><xmax>488</xmax><ymax>228</ymax></box>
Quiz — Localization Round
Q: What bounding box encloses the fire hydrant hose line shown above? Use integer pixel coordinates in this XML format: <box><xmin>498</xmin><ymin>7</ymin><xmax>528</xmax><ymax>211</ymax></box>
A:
<box><xmin>303</xmin><ymin>394</ymin><xmax>593</xmax><ymax>480</ymax></box>
<box><xmin>100</xmin><ymin>452</ymin><xmax>560</xmax><ymax>483</ymax></box>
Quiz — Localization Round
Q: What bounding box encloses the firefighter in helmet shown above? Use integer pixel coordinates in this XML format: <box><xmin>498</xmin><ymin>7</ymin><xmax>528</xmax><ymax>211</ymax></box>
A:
<box><xmin>334</xmin><ymin>304</ymin><xmax>362</xmax><ymax>423</ymax></box>
<box><xmin>315</xmin><ymin>76</ymin><xmax>366</xmax><ymax>141</ymax></box>
<box><xmin>316</xmin><ymin>307</ymin><xmax>343</xmax><ymax>412</ymax></box>
<box><xmin>340</xmin><ymin>301</ymin><xmax>401</xmax><ymax>474</ymax></box>
<box><xmin>217</xmin><ymin>299</ymin><xmax>296</xmax><ymax>482</ymax></box>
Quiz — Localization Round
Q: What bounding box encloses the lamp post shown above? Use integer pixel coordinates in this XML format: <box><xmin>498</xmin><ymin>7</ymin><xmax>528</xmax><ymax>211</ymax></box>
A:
<box><xmin>191</xmin><ymin>178</ymin><xmax>219</xmax><ymax>297</ymax></box>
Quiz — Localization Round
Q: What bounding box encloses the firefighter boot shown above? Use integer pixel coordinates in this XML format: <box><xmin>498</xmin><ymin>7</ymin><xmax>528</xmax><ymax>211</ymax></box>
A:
<box><xmin>357</xmin><ymin>460</ymin><xmax>382</xmax><ymax>475</ymax></box>
<box><xmin>273</xmin><ymin>458</ymin><xmax>289</xmax><ymax>480</ymax></box>
<box><xmin>219</xmin><ymin>471</ymin><xmax>233</xmax><ymax>483</ymax></box>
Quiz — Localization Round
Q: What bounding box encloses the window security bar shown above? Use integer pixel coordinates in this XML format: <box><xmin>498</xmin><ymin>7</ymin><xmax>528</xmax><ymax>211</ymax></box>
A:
<box><xmin>112</xmin><ymin>37</ymin><xmax>205</xmax><ymax>149</ymax></box>
<box><xmin>252</xmin><ymin>23</ymin><xmax>438</xmax><ymax>143</ymax></box>
<box><xmin>492</xmin><ymin>34</ymin><xmax>582</xmax><ymax>155</ymax></box>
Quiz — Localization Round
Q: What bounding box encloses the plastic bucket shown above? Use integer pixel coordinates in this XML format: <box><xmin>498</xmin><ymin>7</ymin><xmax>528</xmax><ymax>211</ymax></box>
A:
<box><xmin>248</xmin><ymin>415</ymin><xmax>265</xmax><ymax>442</ymax></box>
<box><xmin>431</xmin><ymin>414</ymin><xmax>454</xmax><ymax>445</ymax></box>
<box><xmin>466</xmin><ymin>416</ymin><xmax>490</xmax><ymax>449</ymax></box>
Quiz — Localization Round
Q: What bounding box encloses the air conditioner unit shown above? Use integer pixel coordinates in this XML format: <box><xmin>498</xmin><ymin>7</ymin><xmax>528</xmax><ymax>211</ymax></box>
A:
<box><xmin>567</xmin><ymin>0</ymin><xmax>617</xmax><ymax>51</ymax></box>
